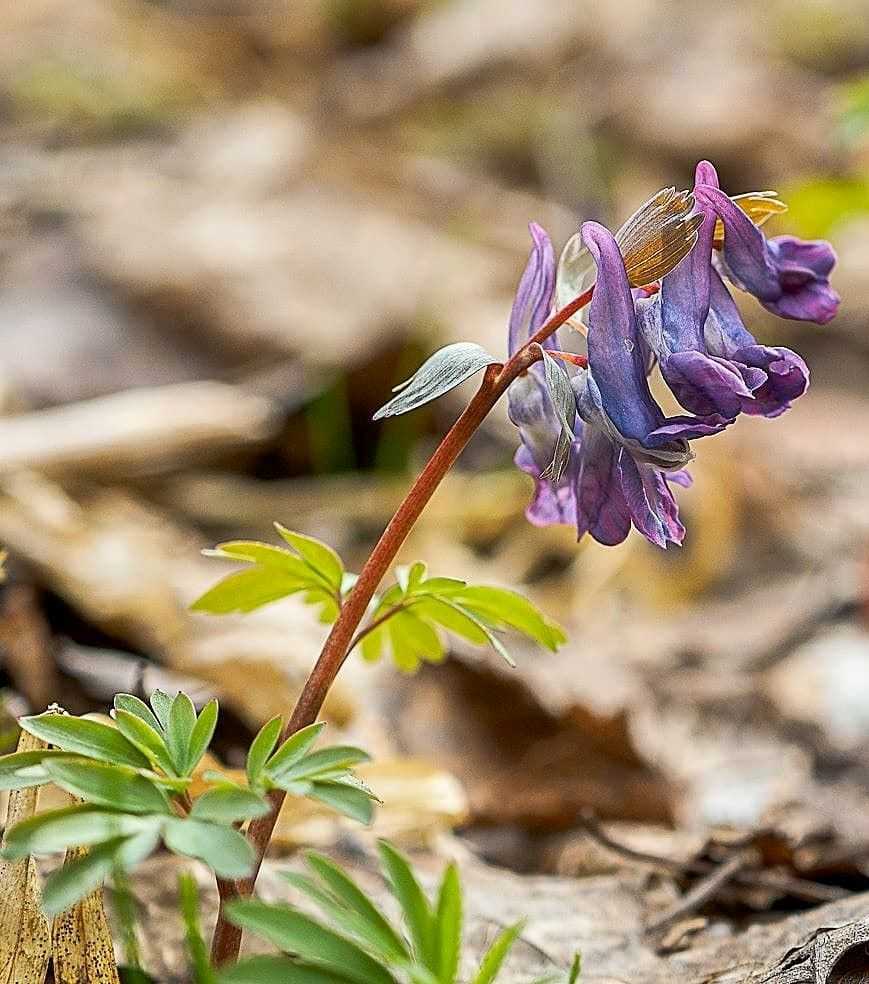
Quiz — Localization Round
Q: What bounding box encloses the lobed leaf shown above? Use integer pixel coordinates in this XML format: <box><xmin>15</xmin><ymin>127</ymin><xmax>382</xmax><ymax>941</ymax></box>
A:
<box><xmin>190</xmin><ymin>568</ymin><xmax>311</xmax><ymax>615</ymax></box>
<box><xmin>190</xmin><ymin>786</ymin><xmax>270</xmax><ymax>824</ymax></box>
<box><xmin>265</xmin><ymin>722</ymin><xmax>326</xmax><ymax>778</ymax></box>
<box><xmin>452</xmin><ymin>586</ymin><xmax>566</xmax><ymax>651</ymax></box>
<box><xmin>114</xmin><ymin>694</ymin><xmax>163</xmax><ymax>734</ymax></box>
<box><xmin>268</xmin><ymin>745</ymin><xmax>370</xmax><ymax>785</ymax></box>
<box><xmin>306</xmin><ymin>780</ymin><xmax>376</xmax><ymax>825</ymax></box>
<box><xmin>3</xmin><ymin>805</ymin><xmax>160</xmax><ymax>859</ymax></box>
<box><xmin>113</xmin><ymin>709</ymin><xmax>176</xmax><ymax>776</ymax></box>
<box><xmin>163</xmin><ymin>819</ymin><xmax>255</xmax><ymax>879</ymax></box>
<box><xmin>275</xmin><ymin>524</ymin><xmax>344</xmax><ymax>592</ymax></box>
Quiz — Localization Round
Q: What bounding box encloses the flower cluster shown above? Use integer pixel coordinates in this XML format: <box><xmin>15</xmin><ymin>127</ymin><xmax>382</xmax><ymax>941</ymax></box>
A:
<box><xmin>510</xmin><ymin>160</ymin><xmax>839</xmax><ymax>548</ymax></box>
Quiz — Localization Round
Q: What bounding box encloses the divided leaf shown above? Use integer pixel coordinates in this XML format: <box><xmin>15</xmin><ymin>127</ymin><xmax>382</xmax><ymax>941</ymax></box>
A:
<box><xmin>19</xmin><ymin>713</ymin><xmax>151</xmax><ymax>770</ymax></box>
<box><xmin>352</xmin><ymin>565</ymin><xmax>566</xmax><ymax>671</ymax></box>
<box><xmin>192</xmin><ymin>528</ymin><xmax>346</xmax><ymax>619</ymax></box>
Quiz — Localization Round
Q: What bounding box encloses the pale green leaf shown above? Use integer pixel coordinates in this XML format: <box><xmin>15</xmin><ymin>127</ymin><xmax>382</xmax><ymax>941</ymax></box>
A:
<box><xmin>44</xmin><ymin>759</ymin><xmax>171</xmax><ymax>815</ymax></box>
<box><xmin>179</xmin><ymin>872</ymin><xmax>218</xmax><ymax>984</ymax></box>
<box><xmin>3</xmin><ymin>805</ymin><xmax>161</xmax><ymax>859</ymax></box>
<box><xmin>220</xmin><ymin>955</ymin><xmax>359</xmax><ymax>984</ymax></box>
<box><xmin>453</xmin><ymin>587</ymin><xmax>566</xmax><ymax>651</ymax></box>
<box><xmin>247</xmin><ymin>716</ymin><xmax>282</xmax><ymax>788</ymax></box>
<box><xmin>190</xmin><ymin>787</ymin><xmax>270</xmax><ymax>824</ymax></box>
<box><xmin>471</xmin><ymin>922</ymin><xmax>524</xmax><ymax>984</ymax></box>
<box><xmin>163</xmin><ymin>819</ymin><xmax>255</xmax><ymax>878</ymax></box>
<box><xmin>19</xmin><ymin>713</ymin><xmax>151</xmax><ymax>769</ymax></box>
<box><xmin>187</xmin><ymin>699</ymin><xmax>219</xmax><ymax>773</ymax></box>
<box><xmin>307</xmin><ymin>781</ymin><xmax>375</xmax><ymax>825</ymax></box>
<box><xmin>268</xmin><ymin>745</ymin><xmax>369</xmax><ymax>785</ymax></box>
<box><xmin>41</xmin><ymin>837</ymin><xmax>126</xmax><ymax>916</ymax></box>
<box><xmin>114</xmin><ymin>694</ymin><xmax>163</xmax><ymax>734</ymax></box>
<box><xmin>0</xmin><ymin>749</ymin><xmax>70</xmax><ymax>790</ymax></box>
<box><xmin>264</xmin><ymin>722</ymin><xmax>325</xmax><ymax>778</ymax></box>
<box><xmin>226</xmin><ymin>901</ymin><xmax>396</xmax><ymax>984</ymax></box>
<box><xmin>167</xmin><ymin>692</ymin><xmax>197</xmax><ymax>773</ymax></box>
<box><xmin>275</xmin><ymin>525</ymin><xmax>344</xmax><ymax>591</ymax></box>
<box><xmin>149</xmin><ymin>690</ymin><xmax>175</xmax><ymax>730</ymax></box>
<box><xmin>434</xmin><ymin>864</ymin><xmax>461</xmax><ymax>984</ymax></box>
<box><xmin>190</xmin><ymin>568</ymin><xmax>310</xmax><ymax>615</ymax></box>
<box><xmin>206</xmin><ymin>541</ymin><xmax>311</xmax><ymax>577</ymax></box>
<box><xmin>378</xmin><ymin>841</ymin><xmax>435</xmax><ymax>969</ymax></box>
<box><xmin>113</xmin><ymin>709</ymin><xmax>176</xmax><ymax>776</ymax></box>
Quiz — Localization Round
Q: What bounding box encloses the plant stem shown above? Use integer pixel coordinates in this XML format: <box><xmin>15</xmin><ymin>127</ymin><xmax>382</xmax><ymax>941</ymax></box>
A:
<box><xmin>209</xmin><ymin>286</ymin><xmax>594</xmax><ymax>966</ymax></box>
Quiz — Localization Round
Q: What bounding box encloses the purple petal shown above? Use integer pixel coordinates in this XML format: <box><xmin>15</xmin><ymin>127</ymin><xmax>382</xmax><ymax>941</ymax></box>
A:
<box><xmin>618</xmin><ymin>453</ymin><xmax>685</xmax><ymax>548</ymax></box>
<box><xmin>508</xmin><ymin>223</ymin><xmax>556</xmax><ymax>356</ymax></box>
<box><xmin>582</xmin><ymin>222</ymin><xmax>663</xmax><ymax>442</ymax></box>
<box><xmin>694</xmin><ymin>160</ymin><xmax>720</xmax><ymax>188</ymax></box>
<box><xmin>647</xmin><ymin>414</ymin><xmax>730</xmax><ymax>444</ymax></box>
<box><xmin>575</xmin><ymin>428</ymin><xmax>631</xmax><ymax>546</ymax></box>
<box><xmin>669</xmin><ymin>469</ymin><xmax>693</xmax><ymax>488</ymax></box>
<box><xmin>727</xmin><ymin>345</ymin><xmax>809</xmax><ymax>417</ymax></box>
<box><xmin>515</xmin><ymin>445</ymin><xmax>577</xmax><ymax>526</ymax></box>
<box><xmin>661</xmin><ymin>350</ymin><xmax>756</xmax><ymax>419</ymax></box>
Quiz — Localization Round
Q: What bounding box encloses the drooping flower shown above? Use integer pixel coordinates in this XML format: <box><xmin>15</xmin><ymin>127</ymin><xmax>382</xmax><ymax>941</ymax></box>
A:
<box><xmin>569</xmin><ymin>222</ymin><xmax>728</xmax><ymax>547</ymax></box>
<box><xmin>694</xmin><ymin>162</ymin><xmax>839</xmax><ymax>324</ymax></box>
<box><xmin>506</xmin><ymin>223</ymin><xmax>578</xmax><ymax>526</ymax></box>
<box><xmin>638</xmin><ymin>160</ymin><xmax>824</xmax><ymax>419</ymax></box>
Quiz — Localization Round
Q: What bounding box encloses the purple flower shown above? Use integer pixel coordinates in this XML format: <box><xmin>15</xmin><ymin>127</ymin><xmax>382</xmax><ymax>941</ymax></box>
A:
<box><xmin>570</xmin><ymin>222</ymin><xmax>728</xmax><ymax>547</ymax></box>
<box><xmin>507</xmin><ymin>224</ymin><xmax>579</xmax><ymax>526</ymax></box>
<box><xmin>638</xmin><ymin>161</ymin><xmax>814</xmax><ymax>419</ymax></box>
<box><xmin>694</xmin><ymin>162</ymin><xmax>839</xmax><ymax>325</ymax></box>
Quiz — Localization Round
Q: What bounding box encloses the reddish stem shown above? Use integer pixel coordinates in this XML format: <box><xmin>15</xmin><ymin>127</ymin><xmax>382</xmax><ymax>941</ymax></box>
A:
<box><xmin>209</xmin><ymin>286</ymin><xmax>593</xmax><ymax>965</ymax></box>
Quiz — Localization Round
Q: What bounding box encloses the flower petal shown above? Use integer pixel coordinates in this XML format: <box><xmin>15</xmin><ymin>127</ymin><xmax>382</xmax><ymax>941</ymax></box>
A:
<box><xmin>509</xmin><ymin>223</ymin><xmax>556</xmax><ymax>355</ymax></box>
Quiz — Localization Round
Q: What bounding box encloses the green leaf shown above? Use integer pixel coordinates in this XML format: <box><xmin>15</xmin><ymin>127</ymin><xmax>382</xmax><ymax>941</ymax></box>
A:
<box><xmin>470</xmin><ymin>921</ymin><xmax>523</xmax><ymax>984</ymax></box>
<box><xmin>304</xmin><ymin>853</ymin><xmax>409</xmax><ymax>962</ymax></box>
<box><xmin>206</xmin><ymin>541</ymin><xmax>311</xmax><ymax>577</ymax></box>
<box><xmin>179</xmin><ymin>872</ymin><xmax>218</xmax><ymax>984</ymax></box>
<box><xmin>304</xmin><ymin>587</ymin><xmax>341</xmax><ymax>624</ymax></box>
<box><xmin>453</xmin><ymin>587</ymin><xmax>566</xmax><ymax>651</ymax></box>
<box><xmin>187</xmin><ymin>699</ymin><xmax>219</xmax><ymax>773</ymax></box>
<box><xmin>378</xmin><ymin>841</ymin><xmax>435</xmax><ymax>969</ymax></box>
<box><xmin>268</xmin><ymin>745</ymin><xmax>369</xmax><ymax>785</ymax></box>
<box><xmin>360</xmin><ymin>624</ymin><xmax>386</xmax><ymax>664</ymax></box>
<box><xmin>190</xmin><ymin>787</ymin><xmax>270</xmax><ymax>824</ymax></box>
<box><xmin>44</xmin><ymin>758</ymin><xmax>171</xmax><ymax>814</ymax></box>
<box><xmin>226</xmin><ymin>901</ymin><xmax>396</xmax><ymax>984</ymax></box>
<box><xmin>264</xmin><ymin>722</ymin><xmax>325</xmax><ymax>778</ymax></box>
<box><xmin>41</xmin><ymin>837</ymin><xmax>127</xmax><ymax>916</ymax></box>
<box><xmin>275</xmin><ymin>525</ymin><xmax>344</xmax><ymax>591</ymax></box>
<box><xmin>434</xmin><ymin>864</ymin><xmax>461</xmax><ymax>984</ymax></box>
<box><xmin>114</xmin><ymin>694</ymin><xmax>163</xmax><ymax>734</ymax></box>
<box><xmin>567</xmin><ymin>953</ymin><xmax>581</xmax><ymax>984</ymax></box>
<box><xmin>150</xmin><ymin>690</ymin><xmax>175</xmax><ymax>730</ymax></box>
<box><xmin>247</xmin><ymin>716</ymin><xmax>282</xmax><ymax>788</ymax></box>
<box><xmin>0</xmin><ymin>748</ymin><xmax>70</xmax><ymax>790</ymax></box>
<box><xmin>389</xmin><ymin>612</ymin><xmax>444</xmax><ymax>668</ymax></box>
<box><xmin>113</xmin><ymin>710</ymin><xmax>176</xmax><ymax>776</ymax></box>
<box><xmin>220</xmin><ymin>955</ymin><xmax>358</xmax><ymax>984</ymax></box>
<box><xmin>190</xmin><ymin>568</ymin><xmax>310</xmax><ymax>615</ymax></box>
<box><xmin>166</xmin><ymin>692</ymin><xmax>197</xmax><ymax>773</ymax></box>
<box><xmin>412</xmin><ymin>598</ymin><xmax>490</xmax><ymax>646</ymax></box>
<box><xmin>3</xmin><ymin>805</ymin><xmax>161</xmax><ymax>858</ymax></box>
<box><xmin>163</xmin><ymin>818</ymin><xmax>255</xmax><ymax>879</ymax></box>
<box><xmin>19</xmin><ymin>713</ymin><xmax>151</xmax><ymax>769</ymax></box>
<box><xmin>307</xmin><ymin>781</ymin><xmax>375</xmax><ymax>825</ymax></box>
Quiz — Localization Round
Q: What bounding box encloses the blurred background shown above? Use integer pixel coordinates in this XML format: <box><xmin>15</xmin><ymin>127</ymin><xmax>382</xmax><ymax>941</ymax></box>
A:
<box><xmin>3</xmin><ymin>0</ymin><xmax>869</xmax><ymax>962</ymax></box>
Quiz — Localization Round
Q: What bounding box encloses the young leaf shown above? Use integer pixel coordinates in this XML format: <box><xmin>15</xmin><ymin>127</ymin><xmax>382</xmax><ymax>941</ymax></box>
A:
<box><xmin>567</xmin><ymin>952</ymin><xmax>581</xmax><ymax>984</ymax></box>
<box><xmin>307</xmin><ymin>781</ymin><xmax>375</xmax><ymax>825</ymax></box>
<box><xmin>190</xmin><ymin>787</ymin><xmax>270</xmax><ymax>824</ymax></box>
<box><xmin>411</xmin><ymin>598</ymin><xmax>490</xmax><ymax>646</ymax></box>
<box><xmin>0</xmin><ymin>748</ymin><xmax>70</xmax><ymax>790</ymax></box>
<box><xmin>3</xmin><ymin>805</ymin><xmax>161</xmax><ymax>859</ymax></box>
<box><xmin>219</xmin><ymin>955</ymin><xmax>360</xmax><ymax>984</ymax></box>
<box><xmin>163</xmin><ymin>819</ymin><xmax>255</xmax><ymax>879</ymax></box>
<box><xmin>44</xmin><ymin>759</ymin><xmax>171</xmax><ymax>815</ymax></box>
<box><xmin>268</xmin><ymin>745</ymin><xmax>370</xmax><ymax>785</ymax></box>
<box><xmin>434</xmin><ymin>864</ymin><xmax>461</xmax><ymax>984</ymax></box>
<box><xmin>246</xmin><ymin>716</ymin><xmax>282</xmax><ymax>789</ymax></box>
<box><xmin>190</xmin><ymin>568</ymin><xmax>311</xmax><ymax>615</ymax></box>
<box><xmin>377</xmin><ymin>841</ymin><xmax>435</xmax><ymax>969</ymax></box>
<box><xmin>373</xmin><ymin>343</ymin><xmax>498</xmax><ymax>421</ymax></box>
<box><xmin>19</xmin><ymin>714</ymin><xmax>151</xmax><ymax>769</ymax></box>
<box><xmin>275</xmin><ymin>525</ymin><xmax>344</xmax><ymax>592</ymax></box>
<box><xmin>225</xmin><ymin>901</ymin><xmax>396</xmax><ymax>984</ymax></box>
<box><xmin>187</xmin><ymin>699</ymin><xmax>219</xmax><ymax>774</ymax></box>
<box><xmin>166</xmin><ymin>692</ymin><xmax>197</xmax><ymax>774</ymax></box>
<box><xmin>452</xmin><ymin>586</ymin><xmax>566</xmax><ymax>651</ymax></box>
<box><xmin>179</xmin><ymin>873</ymin><xmax>218</xmax><ymax>984</ymax></box>
<box><xmin>471</xmin><ymin>921</ymin><xmax>524</xmax><ymax>984</ymax></box>
<box><xmin>149</xmin><ymin>690</ymin><xmax>175</xmax><ymax>730</ymax></box>
<box><xmin>205</xmin><ymin>542</ymin><xmax>311</xmax><ymax>577</ymax></box>
<box><xmin>264</xmin><ymin>722</ymin><xmax>326</xmax><ymax>778</ymax></box>
<box><xmin>114</xmin><ymin>694</ymin><xmax>163</xmax><ymax>734</ymax></box>
<box><xmin>40</xmin><ymin>837</ymin><xmax>126</xmax><ymax>916</ymax></box>
<box><xmin>113</xmin><ymin>710</ymin><xmax>176</xmax><ymax>776</ymax></box>
<box><xmin>303</xmin><ymin>853</ymin><xmax>409</xmax><ymax>962</ymax></box>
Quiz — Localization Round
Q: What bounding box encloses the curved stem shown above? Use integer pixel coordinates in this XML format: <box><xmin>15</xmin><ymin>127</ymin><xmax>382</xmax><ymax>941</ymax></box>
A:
<box><xmin>209</xmin><ymin>285</ymin><xmax>594</xmax><ymax>965</ymax></box>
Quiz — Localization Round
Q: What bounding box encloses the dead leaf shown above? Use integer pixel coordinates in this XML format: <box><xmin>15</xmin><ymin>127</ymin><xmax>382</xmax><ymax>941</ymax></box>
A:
<box><xmin>0</xmin><ymin>729</ymin><xmax>51</xmax><ymax>984</ymax></box>
<box><xmin>51</xmin><ymin>846</ymin><xmax>120</xmax><ymax>984</ymax></box>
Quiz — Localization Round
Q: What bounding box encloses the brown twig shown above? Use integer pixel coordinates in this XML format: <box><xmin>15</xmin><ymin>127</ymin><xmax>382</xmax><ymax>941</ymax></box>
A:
<box><xmin>645</xmin><ymin>851</ymin><xmax>750</xmax><ymax>934</ymax></box>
